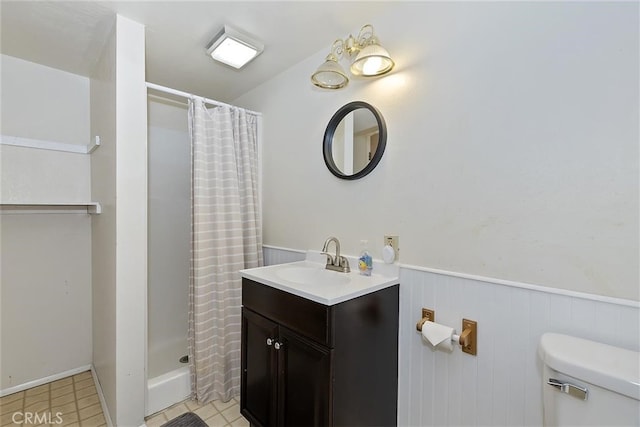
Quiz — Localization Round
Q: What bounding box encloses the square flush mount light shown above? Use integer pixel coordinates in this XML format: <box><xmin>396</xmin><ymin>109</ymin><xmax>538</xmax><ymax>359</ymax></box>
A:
<box><xmin>206</xmin><ymin>25</ymin><xmax>264</xmax><ymax>69</ymax></box>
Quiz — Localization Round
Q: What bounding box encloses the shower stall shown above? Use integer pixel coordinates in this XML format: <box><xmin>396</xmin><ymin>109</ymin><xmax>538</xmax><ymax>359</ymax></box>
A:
<box><xmin>146</xmin><ymin>95</ymin><xmax>191</xmax><ymax>415</ymax></box>
<box><xmin>145</xmin><ymin>82</ymin><xmax>262</xmax><ymax>414</ymax></box>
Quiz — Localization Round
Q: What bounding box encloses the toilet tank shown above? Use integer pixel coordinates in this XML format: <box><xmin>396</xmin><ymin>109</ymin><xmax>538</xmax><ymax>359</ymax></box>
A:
<box><xmin>538</xmin><ymin>333</ymin><xmax>640</xmax><ymax>426</ymax></box>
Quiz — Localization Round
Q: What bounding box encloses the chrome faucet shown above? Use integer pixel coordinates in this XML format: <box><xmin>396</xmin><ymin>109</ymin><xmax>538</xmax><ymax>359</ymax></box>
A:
<box><xmin>321</xmin><ymin>236</ymin><xmax>350</xmax><ymax>273</ymax></box>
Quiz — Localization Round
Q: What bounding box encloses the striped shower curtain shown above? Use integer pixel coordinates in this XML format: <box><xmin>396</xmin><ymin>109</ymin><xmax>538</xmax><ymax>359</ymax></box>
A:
<box><xmin>188</xmin><ymin>98</ymin><xmax>263</xmax><ymax>403</ymax></box>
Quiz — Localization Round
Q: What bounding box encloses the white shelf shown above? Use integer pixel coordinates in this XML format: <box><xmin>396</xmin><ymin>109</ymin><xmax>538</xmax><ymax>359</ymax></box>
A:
<box><xmin>0</xmin><ymin>135</ymin><xmax>101</xmax><ymax>154</ymax></box>
<box><xmin>0</xmin><ymin>202</ymin><xmax>102</xmax><ymax>215</ymax></box>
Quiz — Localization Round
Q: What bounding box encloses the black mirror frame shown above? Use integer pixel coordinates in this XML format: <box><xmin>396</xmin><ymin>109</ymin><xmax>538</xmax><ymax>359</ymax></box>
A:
<box><xmin>323</xmin><ymin>101</ymin><xmax>387</xmax><ymax>180</ymax></box>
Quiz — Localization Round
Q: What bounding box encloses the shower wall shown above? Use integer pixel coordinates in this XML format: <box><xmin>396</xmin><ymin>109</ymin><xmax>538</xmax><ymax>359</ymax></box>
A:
<box><xmin>147</xmin><ymin>97</ymin><xmax>190</xmax><ymax>378</ymax></box>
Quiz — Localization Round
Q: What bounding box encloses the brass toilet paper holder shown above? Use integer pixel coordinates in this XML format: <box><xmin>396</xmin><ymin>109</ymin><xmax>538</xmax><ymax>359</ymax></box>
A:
<box><xmin>415</xmin><ymin>308</ymin><xmax>435</xmax><ymax>331</ymax></box>
<box><xmin>416</xmin><ymin>308</ymin><xmax>477</xmax><ymax>356</ymax></box>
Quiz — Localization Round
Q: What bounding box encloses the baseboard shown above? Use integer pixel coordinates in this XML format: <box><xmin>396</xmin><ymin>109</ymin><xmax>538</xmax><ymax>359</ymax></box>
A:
<box><xmin>90</xmin><ymin>366</ymin><xmax>113</xmax><ymax>427</ymax></box>
<box><xmin>0</xmin><ymin>365</ymin><xmax>92</xmax><ymax>397</ymax></box>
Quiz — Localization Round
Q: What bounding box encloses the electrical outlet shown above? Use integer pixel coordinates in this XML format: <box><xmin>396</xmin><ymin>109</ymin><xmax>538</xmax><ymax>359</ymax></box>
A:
<box><xmin>384</xmin><ymin>235</ymin><xmax>399</xmax><ymax>259</ymax></box>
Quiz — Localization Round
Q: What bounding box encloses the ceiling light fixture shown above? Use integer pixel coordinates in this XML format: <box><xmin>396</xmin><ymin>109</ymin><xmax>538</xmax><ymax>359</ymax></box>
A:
<box><xmin>206</xmin><ymin>25</ymin><xmax>264</xmax><ymax>69</ymax></box>
<box><xmin>311</xmin><ymin>24</ymin><xmax>394</xmax><ymax>89</ymax></box>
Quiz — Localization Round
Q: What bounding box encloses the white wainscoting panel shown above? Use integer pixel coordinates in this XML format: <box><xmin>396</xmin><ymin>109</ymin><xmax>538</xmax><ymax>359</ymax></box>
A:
<box><xmin>398</xmin><ymin>267</ymin><xmax>639</xmax><ymax>427</ymax></box>
<box><xmin>263</xmin><ymin>245</ymin><xmax>306</xmax><ymax>266</ymax></box>
<box><xmin>261</xmin><ymin>246</ymin><xmax>639</xmax><ymax>426</ymax></box>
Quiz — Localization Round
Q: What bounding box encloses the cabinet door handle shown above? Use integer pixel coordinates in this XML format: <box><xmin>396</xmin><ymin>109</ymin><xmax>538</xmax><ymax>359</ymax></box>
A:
<box><xmin>274</xmin><ymin>342</ymin><xmax>283</xmax><ymax>350</ymax></box>
<box><xmin>266</xmin><ymin>338</ymin><xmax>274</xmax><ymax>346</ymax></box>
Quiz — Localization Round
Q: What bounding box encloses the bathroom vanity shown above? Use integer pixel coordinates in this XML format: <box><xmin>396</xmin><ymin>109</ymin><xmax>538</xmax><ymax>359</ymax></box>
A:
<box><xmin>240</xmin><ymin>254</ymin><xmax>399</xmax><ymax>427</ymax></box>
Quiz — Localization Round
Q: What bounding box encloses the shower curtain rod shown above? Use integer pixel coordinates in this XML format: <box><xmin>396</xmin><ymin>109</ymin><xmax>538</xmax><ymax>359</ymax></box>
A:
<box><xmin>146</xmin><ymin>82</ymin><xmax>262</xmax><ymax>116</ymax></box>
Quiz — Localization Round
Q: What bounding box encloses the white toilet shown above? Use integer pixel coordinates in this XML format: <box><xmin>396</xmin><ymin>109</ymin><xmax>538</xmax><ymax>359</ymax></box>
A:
<box><xmin>538</xmin><ymin>333</ymin><xmax>640</xmax><ymax>426</ymax></box>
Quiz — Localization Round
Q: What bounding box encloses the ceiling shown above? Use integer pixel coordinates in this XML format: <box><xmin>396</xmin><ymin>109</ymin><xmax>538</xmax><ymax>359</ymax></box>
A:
<box><xmin>0</xmin><ymin>1</ymin><xmax>393</xmax><ymax>102</ymax></box>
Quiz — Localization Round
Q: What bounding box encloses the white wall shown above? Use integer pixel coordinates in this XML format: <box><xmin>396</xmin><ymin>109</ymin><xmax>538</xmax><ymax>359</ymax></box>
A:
<box><xmin>147</xmin><ymin>97</ymin><xmax>190</xmax><ymax>376</ymax></box>
<box><xmin>236</xmin><ymin>2</ymin><xmax>639</xmax><ymax>301</ymax></box>
<box><xmin>90</xmin><ymin>16</ymin><xmax>118</xmax><ymax>421</ymax></box>
<box><xmin>0</xmin><ymin>55</ymin><xmax>92</xmax><ymax>391</ymax></box>
<box><xmin>245</xmin><ymin>4</ymin><xmax>639</xmax><ymax>424</ymax></box>
<box><xmin>1</xmin><ymin>54</ymin><xmax>90</xmax><ymax>145</ymax></box>
<box><xmin>0</xmin><ymin>54</ymin><xmax>91</xmax><ymax>203</ymax></box>
<box><xmin>114</xmin><ymin>16</ymin><xmax>147</xmax><ymax>426</ymax></box>
<box><xmin>90</xmin><ymin>15</ymin><xmax>147</xmax><ymax>426</ymax></box>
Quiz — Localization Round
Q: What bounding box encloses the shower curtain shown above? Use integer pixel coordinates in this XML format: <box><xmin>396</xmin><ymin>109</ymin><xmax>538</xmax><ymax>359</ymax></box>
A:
<box><xmin>188</xmin><ymin>98</ymin><xmax>263</xmax><ymax>403</ymax></box>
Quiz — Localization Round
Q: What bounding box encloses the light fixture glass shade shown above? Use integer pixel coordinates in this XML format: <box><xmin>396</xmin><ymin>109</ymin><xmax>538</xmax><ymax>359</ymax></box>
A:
<box><xmin>311</xmin><ymin>58</ymin><xmax>349</xmax><ymax>89</ymax></box>
<box><xmin>206</xmin><ymin>25</ymin><xmax>264</xmax><ymax>69</ymax></box>
<box><xmin>350</xmin><ymin>43</ymin><xmax>395</xmax><ymax>77</ymax></box>
<box><xmin>210</xmin><ymin>37</ymin><xmax>259</xmax><ymax>68</ymax></box>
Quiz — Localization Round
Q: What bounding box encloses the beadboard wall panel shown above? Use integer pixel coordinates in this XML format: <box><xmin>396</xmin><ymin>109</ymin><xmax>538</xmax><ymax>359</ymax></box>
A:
<box><xmin>264</xmin><ymin>246</ymin><xmax>640</xmax><ymax>426</ymax></box>
<box><xmin>263</xmin><ymin>245</ymin><xmax>305</xmax><ymax>265</ymax></box>
<box><xmin>399</xmin><ymin>267</ymin><xmax>639</xmax><ymax>427</ymax></box>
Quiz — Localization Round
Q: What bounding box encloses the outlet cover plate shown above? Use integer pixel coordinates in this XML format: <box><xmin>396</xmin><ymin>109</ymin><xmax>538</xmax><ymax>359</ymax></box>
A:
<box><xmin>384</xmin><ymin>235</ymin><xmax>399</xmax><ymax>259</ymax></box>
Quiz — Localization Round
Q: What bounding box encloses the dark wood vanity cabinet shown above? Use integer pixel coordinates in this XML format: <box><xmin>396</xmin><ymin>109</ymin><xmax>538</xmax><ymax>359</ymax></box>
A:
<box><xmin>241</xmin><ymin>278</ymin><xmax>399</xmax><ymax>427</ymax></box>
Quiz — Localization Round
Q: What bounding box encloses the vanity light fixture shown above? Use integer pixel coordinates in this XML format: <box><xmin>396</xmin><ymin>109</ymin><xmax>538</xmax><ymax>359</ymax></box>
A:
<box><xmin>206</xmin><ymin>25</ymin><xmax>264</xmax><ymax>69</ymax></box>
<box><xmin>311</xmin><ymin>24</ymin><xmax>394</xmax><ymax>89</ymax></box>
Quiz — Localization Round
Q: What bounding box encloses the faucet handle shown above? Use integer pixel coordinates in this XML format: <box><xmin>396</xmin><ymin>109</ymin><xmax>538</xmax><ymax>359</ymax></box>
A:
<box><xmin>338</xmin><ymin>256</ymin><xmax>351</xmax><ymax>272</ymax></box>
<box><xmin>321</xmin><ymin>252</ymin><xmax>335</xmax><ymax>266</ymax></box>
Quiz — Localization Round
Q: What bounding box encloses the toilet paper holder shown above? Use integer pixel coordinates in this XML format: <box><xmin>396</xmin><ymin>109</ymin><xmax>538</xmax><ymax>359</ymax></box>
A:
<box><xmin>416</xmin><ymin>308</ymin><xmax>477</xmax><ymax>356</ymax></box>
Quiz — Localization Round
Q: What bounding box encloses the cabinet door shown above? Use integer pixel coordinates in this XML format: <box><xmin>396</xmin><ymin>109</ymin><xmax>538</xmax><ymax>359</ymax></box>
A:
<box><xmin>241</xmin><ymin>308</ymin><xmax>278</xmax><ymax>427</ymax></box>
<box><xmin>277</xmin><ymin>326</ymin><xmax>333</xmax><ymax>427</ymax></box>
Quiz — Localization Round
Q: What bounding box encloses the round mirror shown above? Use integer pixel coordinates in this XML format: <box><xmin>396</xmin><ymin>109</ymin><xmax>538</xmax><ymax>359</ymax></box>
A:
<box><xmin>323</xmin><ymin>101</ymin><xmax>387</xmax><ymax>180</ymax></box>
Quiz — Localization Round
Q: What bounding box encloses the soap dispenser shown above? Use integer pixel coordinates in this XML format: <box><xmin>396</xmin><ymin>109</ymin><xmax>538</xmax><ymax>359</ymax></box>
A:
<box><xmin>358</xmin><ymin>240</ymin><xmax>373</xmax><ymax>276</ymax></box>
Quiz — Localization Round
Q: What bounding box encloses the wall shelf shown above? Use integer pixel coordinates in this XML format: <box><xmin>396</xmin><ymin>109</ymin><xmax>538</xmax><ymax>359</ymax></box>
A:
<box><xmin>1</xmin><ymin>135</ymin><xmax>101</xmax><ymax>215</ymax></box>
<box><xmin>0</xmin><ymin>202</ymin><xmax>102</xmax><ymax>215</ymax></box>
<box><xmin>0</xmin><ymin>135</ymin><xmax>101</xmax><ymax>154</ymax></box>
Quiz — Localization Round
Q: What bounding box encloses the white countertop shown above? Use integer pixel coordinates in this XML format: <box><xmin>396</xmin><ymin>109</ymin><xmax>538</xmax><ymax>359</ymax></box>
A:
<box><xmin>240</xmin><ymin>250</ymin><xmax>399</xmax><ymax>306</ymax></box>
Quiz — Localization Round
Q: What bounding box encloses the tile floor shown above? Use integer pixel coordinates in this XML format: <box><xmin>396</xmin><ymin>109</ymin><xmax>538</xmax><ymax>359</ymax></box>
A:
<box><xmin>0</xmin><ymin>371</ymin><xmax>106</xmax><ymax>427</ymax></box>
<box><xmin>145</xmin><ymin>398</ymin><xmax>249</xmax><ymax>427</ymax></box>
<box><xmin>0</xmin><ymin>371</ymin><xmax>247</xmax><ymax>427</ymax></box>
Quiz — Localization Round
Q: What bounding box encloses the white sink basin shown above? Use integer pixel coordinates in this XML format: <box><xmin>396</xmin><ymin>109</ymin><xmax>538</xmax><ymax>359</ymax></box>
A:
<box><xmin>240</xmin><ymin>251</ymin><xmax>399</xmax><ymax>306</ymax></box>
<box><xmin>275</xmin><ymin>265</ymin><xmax>351</xmax><ymax>286</ymax></box>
